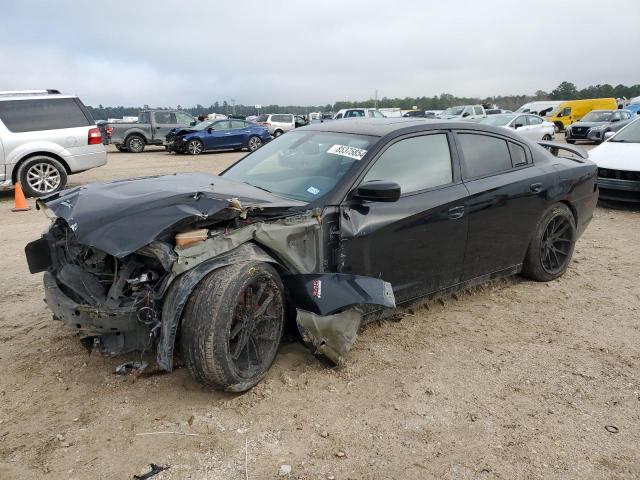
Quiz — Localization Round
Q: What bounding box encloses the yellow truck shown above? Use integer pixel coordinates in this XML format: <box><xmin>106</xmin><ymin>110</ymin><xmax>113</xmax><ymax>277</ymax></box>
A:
<box><xmin>545</xmin><ymin>98</ymin><xmax>617</xmax><ymax>131</ymax></box>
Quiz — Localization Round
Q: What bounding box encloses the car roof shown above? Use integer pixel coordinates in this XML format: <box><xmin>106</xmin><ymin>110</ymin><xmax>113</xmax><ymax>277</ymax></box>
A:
<box><xmin>300</xmin><ymin>117</ymin><xmax>521</xmax><ymax>137</ymax></box>
<box><xmin>0</xmin><ymin>92</ymin><xmax>78</xmax><ymax>102</ymax></box>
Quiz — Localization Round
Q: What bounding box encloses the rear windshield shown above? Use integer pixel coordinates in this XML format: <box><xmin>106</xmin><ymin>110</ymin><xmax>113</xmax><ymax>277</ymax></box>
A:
<box><xmin>0</xmin><ymin>98</ymin><xmax>93</xmax><ymax>132</ymax></box>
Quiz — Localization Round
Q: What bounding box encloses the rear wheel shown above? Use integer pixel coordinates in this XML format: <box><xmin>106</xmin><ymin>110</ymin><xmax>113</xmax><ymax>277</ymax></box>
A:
<box><xmin>125</xmin><ymin>134</ymin><xmax>145</xmax><ymax>153</ymax></box>
<box><xmin>17</xmin><ymin>156</ymin><xmax>67</xmax><ymax>197</ymax></box>
<box><xmin>247</xmin><ymin>136</ymin><xmax>262</xmax><ymax>152</ymax></box>
<box><xmin>522</xmin><ymin>203</ymin><xmax>576</xmax><ymax>282</ymax></box>
<box><xmin>186</xmin><ymin>139</ymin><xmax>204</xmax><ymax>155</ymax></box>
<box><xmin>180</xmin><ymin>261</ymin><xmax>285</xmax><ymax>391</ymax></box>
<box><xmin>273</xmin><ymin>129</ymin><xmax>283</xmax><ymax>137</ymax></box>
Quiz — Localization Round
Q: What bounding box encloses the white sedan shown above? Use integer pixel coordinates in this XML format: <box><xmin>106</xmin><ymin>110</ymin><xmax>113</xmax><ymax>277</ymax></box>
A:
<box><xmin>480</xmin><ymin>113</ymin><xmax>555</xmax><ymax>141</ymax></box>
<box><xmin>589</xmin><ymin>117</ymin><xmax>640</xmax><ymax>203</ymax></box>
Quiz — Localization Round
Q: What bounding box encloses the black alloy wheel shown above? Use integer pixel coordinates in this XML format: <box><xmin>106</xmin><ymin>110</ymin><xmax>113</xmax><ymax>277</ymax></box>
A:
<box><xmin>228</xmin><ymin>275</ymin><xmax>282</xmax><ymax>379</ymax></box>
<box><xmin>540</xmin><ymin>214</ymin><xmax>573</xmax><ymax>275</ymax></box>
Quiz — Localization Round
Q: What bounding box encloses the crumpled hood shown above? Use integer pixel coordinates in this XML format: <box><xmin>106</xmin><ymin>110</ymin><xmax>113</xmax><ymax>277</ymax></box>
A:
<box><xmin>40</xmin><ymin>173</ymin><xmax>304</xmax><ymax>258</ymax></box>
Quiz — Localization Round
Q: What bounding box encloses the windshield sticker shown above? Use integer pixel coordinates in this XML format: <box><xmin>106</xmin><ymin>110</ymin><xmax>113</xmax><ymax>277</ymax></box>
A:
<box><xmin>307</xmin><ymin>186</ymin><xmax>320</xmax><ymax>195</ymax></box>
<box><xmin>327</xmin><ymin>144</ymin><xmax>368</xmax><ymax>160</ymax></box>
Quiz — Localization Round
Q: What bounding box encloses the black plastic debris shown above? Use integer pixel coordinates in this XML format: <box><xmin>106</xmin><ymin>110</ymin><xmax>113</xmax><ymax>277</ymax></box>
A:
<box><xmin>604</xmin><ymin>425</ymin><xmax>619</xmax><ymax>434</ymax></box>
<box><xmin>133</xmin><ymin>463</ymin><xmax>170</xmax><ymax>479</ymax></box>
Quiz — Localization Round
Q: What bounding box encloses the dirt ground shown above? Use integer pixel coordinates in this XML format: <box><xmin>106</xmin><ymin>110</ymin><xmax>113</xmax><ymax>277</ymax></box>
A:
<box><xmin>1</xmin><ymin>143</ymin><xmax>639</xmax><ymax>480</ymax></box>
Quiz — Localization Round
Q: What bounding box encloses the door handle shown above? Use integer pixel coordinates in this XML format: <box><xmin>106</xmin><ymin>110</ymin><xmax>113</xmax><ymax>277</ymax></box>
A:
<box><xmin>156</xmin><ymin>126</ymin><xmax>161</xmax><ymax>129</ymax></box>
<box><xmin>530</xmin><ymin>182</ymin><xmax>543</xmax><ymax>193</ymax></box>
<box><xmin>448</xmin><ymin>206</ymin><xmax>465</xmax><ymax>219</ymax></box>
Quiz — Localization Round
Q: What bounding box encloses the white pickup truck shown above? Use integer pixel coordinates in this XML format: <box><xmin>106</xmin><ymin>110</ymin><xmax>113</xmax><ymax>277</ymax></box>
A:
<box><xmin>437</xmin><ymin>105</ymin><xmax>486</xmax><ymax>121</ymax></box>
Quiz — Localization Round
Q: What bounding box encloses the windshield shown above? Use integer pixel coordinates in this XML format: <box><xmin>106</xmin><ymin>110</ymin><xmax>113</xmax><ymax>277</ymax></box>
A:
<box><xmin>221</xmin><ymin>131</ymin><xmax>377</xmax><ymax>202</ymax></box>
<box><xmin>581</xmin><ymin>111</ymin><xmax>613</xmax><ymax>122</ymax></box>
<box><xmin>609</xmin><ymin>118</ymin><xmax>640</xmax><ymax>143</ymax></box>
<box><xmin>442</xmin><ymin>106</ymin><xmax>465</xmax><ymax>116</ymax></box>
<box><xmin>480</xmin><ymin>114</ymin><xmax>515</xmax><ymax>126</ymax></box>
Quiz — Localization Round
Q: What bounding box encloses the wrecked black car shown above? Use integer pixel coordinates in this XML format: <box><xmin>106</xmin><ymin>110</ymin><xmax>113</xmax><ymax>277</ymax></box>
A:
<box><xmin>26</xmin><ymin>118</ymin><xmax>598</xmax><ymax>392</ymax></box>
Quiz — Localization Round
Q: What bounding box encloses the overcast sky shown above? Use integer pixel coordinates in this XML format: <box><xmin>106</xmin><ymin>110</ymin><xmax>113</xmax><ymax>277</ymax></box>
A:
<box><xmin>1</xmin><ymin>0</ymin><xmax>639</xmax><ymax>107</ymax></box>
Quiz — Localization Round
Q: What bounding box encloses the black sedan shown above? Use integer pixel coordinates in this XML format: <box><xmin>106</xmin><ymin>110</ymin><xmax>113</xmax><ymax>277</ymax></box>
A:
<box><xmin>25</xmin><ymin>119</ymin><xmax>598</xmax><ymax>392</ymax></box>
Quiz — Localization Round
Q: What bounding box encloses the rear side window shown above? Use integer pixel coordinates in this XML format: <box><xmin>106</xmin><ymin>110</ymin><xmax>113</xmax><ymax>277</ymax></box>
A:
<box><xmin>363</xmin><ymin>134</ymin><xmax>453</xmax><ymax>194</ymax></box>
<box><xmin>458</xmin><ymin>133</ymin><xmax>512</xmax><ymax>178</ymax></box>
<box><xmin>154</xmin><ymin>112</ymin><xmax>175</xmax><ymax>124</ymax></box>
<box><xmin>527</xmin><ymin>115</ymin><xmax>542</xmax><ymax>125</ymax></box>
<box><xmin>509</xmin><ymin>142</ymin><xmax>527</xmax><ymax>167</ymax></box>
<box><xmin>0</xmin><ymin>98</ymin><xmax>92</xmax><ymax>133</ymax></box>
<box><xmin>271</xmin><ymin>114</ymin><xmax>292</xmax><ymax>123</ymax></box>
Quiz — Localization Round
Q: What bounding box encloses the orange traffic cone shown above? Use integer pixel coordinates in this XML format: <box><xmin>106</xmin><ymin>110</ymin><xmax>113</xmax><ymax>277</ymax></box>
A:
<box><xmin>12</xmin><ymin>182</ymin><xmax>31</xmax><ymax>212</ymax></box>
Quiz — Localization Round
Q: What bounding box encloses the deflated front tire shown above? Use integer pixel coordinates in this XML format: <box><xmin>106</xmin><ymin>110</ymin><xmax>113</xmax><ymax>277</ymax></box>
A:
<box><xmin>179</xmin><ymin>261</ymin><xmax>285</xmax><ymax>392</ymax></box>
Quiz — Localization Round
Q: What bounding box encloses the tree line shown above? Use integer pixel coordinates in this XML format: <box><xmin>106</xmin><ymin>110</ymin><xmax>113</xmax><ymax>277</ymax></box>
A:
<box><xmin>86</xmin><ymin>81</ymin><xmax>640</xmax><ymax>120</ymax></box>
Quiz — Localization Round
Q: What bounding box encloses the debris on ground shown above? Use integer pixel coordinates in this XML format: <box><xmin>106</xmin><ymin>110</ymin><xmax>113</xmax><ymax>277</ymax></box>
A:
<box><xmin>133</xmin><ymin>463</ymin><xmax>170</xmax><ymax>479</ymax></box>
<box><xmin>115</xmin><ymin>361</ymin><xmax>149</xmax><ymax>376</ymax></box>
<box><xmin>278</xmin><ymin>464</ymin><xmax>292</xmax><ymax>476</ymax></box>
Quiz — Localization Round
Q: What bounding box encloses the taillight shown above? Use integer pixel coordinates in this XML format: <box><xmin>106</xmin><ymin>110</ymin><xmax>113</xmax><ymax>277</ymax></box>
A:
<box><xmin>106</xmin><ymin>127</ymin><xmax>113</xmax><ymax>138</ymax></box>
<box><xmin>88</xmin><ymin>127</ymin><xmax>102</xmax><ymax>145</ymax></box>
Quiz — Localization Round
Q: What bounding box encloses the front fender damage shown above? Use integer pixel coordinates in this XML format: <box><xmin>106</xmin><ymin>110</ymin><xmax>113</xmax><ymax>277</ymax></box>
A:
<box><xmin>285</xmin><ymin>274</ymin><xmax>396</xmax><ymax>365</ymax></box>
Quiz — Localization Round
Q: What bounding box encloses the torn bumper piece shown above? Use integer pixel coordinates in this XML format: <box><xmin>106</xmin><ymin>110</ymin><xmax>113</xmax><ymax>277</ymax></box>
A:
<box><xmin>287</xmin><ymin>274</ymin><xmax>396</xmax><ymax>365</ymax></box>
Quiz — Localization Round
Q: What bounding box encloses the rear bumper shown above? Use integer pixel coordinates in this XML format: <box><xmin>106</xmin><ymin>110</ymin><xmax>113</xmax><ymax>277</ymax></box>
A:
<box><xmin>64</xmin><ymin>150</ymin><xmax>108</xmax><ymax>173</ymax></box>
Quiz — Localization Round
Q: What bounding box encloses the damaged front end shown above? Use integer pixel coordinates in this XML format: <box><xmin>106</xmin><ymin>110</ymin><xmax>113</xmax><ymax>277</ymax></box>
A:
<box><xmin>25</xmin><ymin>173</ymin><xmax>396</xmax><ymax>374</ymax></box>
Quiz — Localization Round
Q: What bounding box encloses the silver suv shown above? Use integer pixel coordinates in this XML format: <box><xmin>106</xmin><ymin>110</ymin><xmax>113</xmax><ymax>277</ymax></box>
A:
<box><xmin>255</xmin><ymin>114</ymin><xmax>297</xmax><ymax>137</ymax></box>
<box><xmin>0</xmin><ymin>90</ymin><xmax>107</xmax><ymax>197</ymax></box>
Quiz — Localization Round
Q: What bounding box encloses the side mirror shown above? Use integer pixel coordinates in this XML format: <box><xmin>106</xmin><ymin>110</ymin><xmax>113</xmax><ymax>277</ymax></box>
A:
<box><xmin>462</xmin><ymin>112</ymin><xmax>470</xmax><ymax>117</ymax></box>
<box><xmin>515</xmin><ymin>123</ymin><xmax>524</xmax><ymax>129</ymax></box>
<box><xmin>207</xmin><ymin>128</ymin><xmax>213</xmax><ymax>133</ymax></box>
<box><xmin>352</xmin><ymin>180</ymin><xmax>401</xmax><ymax>203</ymax></box>
<box><xmin>604</xmin><ymin>131</ymin><xmax>615</xmax><ymax>140</ymax></box>
<box><xmin>190</xmin><ymin>121</ymin><xmax>197</xmax><ymax>126</ymax></box>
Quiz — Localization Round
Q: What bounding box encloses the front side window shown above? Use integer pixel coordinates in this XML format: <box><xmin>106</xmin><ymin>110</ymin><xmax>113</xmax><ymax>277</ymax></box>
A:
<box><xmin>370</xmin><ymin>110</ymin><xmax>384</xmax><ymax>118</ymax></box>
<box><xmin>458</xmin><ymin>133</ymin><xmax>512</xmax><ymax>178</ymax></box>
<box><xmin>231</xmin><ymin>120</ymin><xmax>246</xmax><ymax>129</ymax></box>
<box><xmin>512</xmin><ymin>116</ymin><xmax>526</xmax><ymax>128</ymax></box>
<box><xmin>362</xmin><ymin>134</ymin><xmax>453</xmax><ymax>194</ymax></box>
<box><xmin>175</xmin><ymin>112</ymin><xmax>194</xmax><ymax>124</ymax></box>
<box><xmin>474</xmin><ymin>106</ymin><xmax>483</xmax><ymax>115</ymax></box>
<box><xmin>558</xmin><ymin>107</ymin><xmax>571</xmax><ymax>117</ymax></box>
<box><xmin>0</xmin><ymin>98</ymin><xmax>92</xmax><ymax>133</ymax></box>
<box><xmin>345</xmin><ymin>110</ymin><xmax>365</xmax><ymax>118</ymax></box>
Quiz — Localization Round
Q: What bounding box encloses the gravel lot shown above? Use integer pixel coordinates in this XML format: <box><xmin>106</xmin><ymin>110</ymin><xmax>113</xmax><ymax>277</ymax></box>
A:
<box><xmin>1</xmin><ymin>142</ymin><xmax>639</xmax><ymax>480</ymax></box>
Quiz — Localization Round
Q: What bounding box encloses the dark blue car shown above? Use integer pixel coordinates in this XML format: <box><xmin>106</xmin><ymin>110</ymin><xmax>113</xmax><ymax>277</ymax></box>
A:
<box><xmin>166</xmin><ymin>119</ymin><xmax>271</xmax><ymax>155</ymax></box>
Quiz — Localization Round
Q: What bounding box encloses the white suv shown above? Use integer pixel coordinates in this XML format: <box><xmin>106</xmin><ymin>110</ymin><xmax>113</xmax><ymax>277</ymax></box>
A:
<box><xmin>333</xmin><ymin>108</ymin><xmax>385</xmax><ymax>119</ymax></box>
<box><xmin>0</xmin><ymin>90</ymin><xmax>107</xmax><ymax>197</ymax></box>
